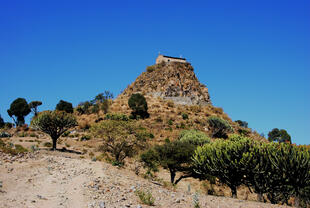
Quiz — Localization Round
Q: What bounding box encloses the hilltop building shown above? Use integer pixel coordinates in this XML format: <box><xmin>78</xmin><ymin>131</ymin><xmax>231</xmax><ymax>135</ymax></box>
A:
<box><xmin>156</xmin><ymin>54</ymin><xmax>187</xmax><ymax>64</ymax></box>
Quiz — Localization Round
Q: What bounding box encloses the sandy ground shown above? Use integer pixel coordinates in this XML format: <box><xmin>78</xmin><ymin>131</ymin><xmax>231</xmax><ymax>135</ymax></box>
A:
<box><xmin>0</xmin><ymin>151</ymin><xmax>290</xmax><ymax>208</ymax></box>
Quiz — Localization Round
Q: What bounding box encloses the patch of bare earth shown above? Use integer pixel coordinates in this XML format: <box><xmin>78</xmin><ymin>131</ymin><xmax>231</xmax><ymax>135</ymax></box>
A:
<box><xmin>0</xmin><ymin>152</ymin><xmax>290</xmax><ymax>208</ymax></box>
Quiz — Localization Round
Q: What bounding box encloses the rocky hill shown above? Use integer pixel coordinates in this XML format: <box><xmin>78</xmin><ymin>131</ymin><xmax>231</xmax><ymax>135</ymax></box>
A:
<box><xmin>116</xmin><ymin>62</ymin><xmax>211</xmax><ymax>106</ymax></box>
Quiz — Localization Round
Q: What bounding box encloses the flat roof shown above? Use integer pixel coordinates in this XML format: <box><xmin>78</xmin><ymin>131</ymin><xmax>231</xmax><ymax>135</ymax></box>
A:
<box><xmin>162</xmin><ymin>55</ymin><xmax>186</xmax><ymax>60</ymax></box>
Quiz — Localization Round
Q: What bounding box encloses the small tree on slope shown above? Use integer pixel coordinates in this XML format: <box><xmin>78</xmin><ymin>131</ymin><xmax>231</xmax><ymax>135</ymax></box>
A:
<box><xmin>31</xmin><ymin>111</ymin><xmax>77</xmax><ymax>150</ymax></box>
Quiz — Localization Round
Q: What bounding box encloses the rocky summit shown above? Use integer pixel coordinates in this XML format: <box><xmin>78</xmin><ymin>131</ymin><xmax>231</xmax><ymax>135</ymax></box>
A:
<box><xmin>117</xmin><ymin>62</ymin><xmax>211</xmax><ymax>106</ymax></box>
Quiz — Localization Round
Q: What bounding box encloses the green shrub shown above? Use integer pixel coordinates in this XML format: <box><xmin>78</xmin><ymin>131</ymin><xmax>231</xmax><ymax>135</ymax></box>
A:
<box><xmin>146</xmin><ymin>65</ymin><xmax>156</xmax><ymax>73</ymax></box>
<box><xmin>104</xmin><ymin>113</ymin><xmax>129</xmax><ymax>121</ymax></box>
<box><xmin>179</xmin><ymin>130</ymin><xmax>210</xmax><ymax>146</ymax></box>
<box><xmin>182</xmin><ymin>113</ymin><xmax>189</xmax><ymax>120</ymax></box>
<box><xmin>91</xmin><ymin>120</ymin><xmax>147</xmax><ymax>164</ymax></box>
<box><xmin>56</xmin><ymin>100</ymin><xmax>73</xmax><ymax>113</ymax></box>
<box><xmin>43</xmin><ymin>142</ymin><xmax>52</xmax><ymax>148</ymax></box>
<box><xmin>235</xmin><ymin>120</ymin><xmax>248</xmax><ymax>128</ymax></box>
<box><xmin>167</xmin><ymin>119</ymin><xmax>173</xmax><ymax>126</ymax></box>
<box><xmin>62</xmin><ymin>131</ymin><xmax>70</xmax><ymax>137</ymax></box>
<box><xmin>135</xmin><ymin>189</ymin><xmax>155</xmax><ymax>206</ymax></box>
<box><xmin>80</xmin><ymin>135</ymin><xmax>91</xmax><ymax>141</ymax></box>
<box><xmin>207</xmin><ymin>116</ymin><xmax>233</xmax><ymax>138</ymax></box>
<box><xmin>128</xmin><ymin>93</ymin><xmax>149</xmax><ymax>119</ymax></box>
<box><xmin>14</xmin><ymin>144</ymin><xmax>28</xmax><ymax>153</ymax></box>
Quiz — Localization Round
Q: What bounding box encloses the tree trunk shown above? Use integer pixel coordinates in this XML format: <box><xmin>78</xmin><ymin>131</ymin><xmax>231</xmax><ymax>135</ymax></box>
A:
<box><xmin>170</xmin><ymin>169</ymin><xmax>176</xmax><ymax>184</ymax></box>
<box><xmin>257</xmin><ymin>193</ymin><xmax>264</xmax><ymax>202</ymax></box>
<box><xmin>231</xmin><ymin>186</ymin><xmax>237</xmax><ymax>198</ymax></box>
<box><xmin>52</xmin><ymin>138</ymin><xmax>57</xmax><ymax>150</ymax></box>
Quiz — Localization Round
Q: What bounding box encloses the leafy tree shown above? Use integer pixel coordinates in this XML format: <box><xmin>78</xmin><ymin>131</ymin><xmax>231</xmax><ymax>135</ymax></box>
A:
<box><xmin>241</xmin><ymin>142</ymin><xmax>283</xmax><ymax>203</ymax></box>
<box><xmin>0</xmin><ymin>114</ymin><xmax>4</xmax><ymax>128</ymax></box>
<box><xmin>193</xmin><ymin>135</ymin><xmax>253</xmax><ymax>198</ymax></box>
<box><xmin>128</xmin><ymin>93</ymin><xmax>149</xmax><ymax>119</ymax></box>
<box><xmin>76</xmin><ymin>101</ymin><xmax>92</xmax><ymax>115</ymax></box>
<box><xmin>267</xmin><ymin>143</ymin><xmax>310</xmax><ymax>206</ymax></box>
<box><xmin>141</xmin><ymin>140</ymin><xmax>196</xmax><ymax>184</ymax></box>
<box><xmin>268</xmin><ymin>128</ymin><xmax>291</xmax><ymax>143</ymax></box>
<box><xmin>235</xmin><ymin>120</ymin><xmax>248</xmax><ymax>128</ymax></box>
<box><xmin>29</xmin><ymin>101</ymin><xmax>42</xmax><ymax>116</ymax></box>
<box><xmin>56</xmin><ymin>100</ymin><xmax>73</xmax><ymax>113</ymax></box>
<box><xmin>31</xmin><ymin>111</ymin><xmax>77</xmax><ymax>150</ymax></box>
<box><xmin>178</xmin><ymin>129</ymin><xmax>210</xmax><ymax>146</ymax></box>
<box><xmin>92</xmin><ymin>91</ymin><xmax>114</xmax><ymax>104</ymax></box>
<box><xmin>7</xmin><ymin>98</ymin><xmax>31</xmax><ymax>126</ymax></box>
<box><xmin>207</xmin><ymin>116</ymin><xmax>233</xmax><ymax>138</ymax></box>
<box><xmin>91</xmin><ymin>120</ymin><xmax>147</xmax><ymax>164</ymax></box>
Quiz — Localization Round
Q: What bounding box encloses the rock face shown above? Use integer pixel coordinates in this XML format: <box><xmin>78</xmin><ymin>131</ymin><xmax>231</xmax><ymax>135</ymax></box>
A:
<box><xmin>119</xmin><ymin>62</ymin><xmax>211</xmax><ymax>106</ymax></box>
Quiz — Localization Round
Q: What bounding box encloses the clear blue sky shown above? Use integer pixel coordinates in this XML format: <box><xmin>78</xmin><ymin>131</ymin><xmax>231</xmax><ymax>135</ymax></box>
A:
<box><xmin>1</xmin><ymin>0</ymin><xmax>309</xmax><ymax>144</ymax></box>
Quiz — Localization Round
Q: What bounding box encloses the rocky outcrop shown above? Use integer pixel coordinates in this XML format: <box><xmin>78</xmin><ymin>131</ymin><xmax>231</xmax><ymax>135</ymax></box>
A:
<box><xmin>118</xmin><ymin>62</ymin><xmax>211</xmax><ymax>106</ymax></box>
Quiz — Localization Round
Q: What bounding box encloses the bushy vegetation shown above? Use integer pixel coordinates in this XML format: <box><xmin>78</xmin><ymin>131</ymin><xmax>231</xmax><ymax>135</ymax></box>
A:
<box><xmin>31</xmin><ymin>111</ymin><xmax>77</xmax><ymax>150</ymax></box>
<box><xmin>207</xmin><ymin>116</ymin><xmax>233</xmax><ymax>138</ymax></box>
<box><xmin>179</xmin><ymin>130</ymin><xmax>210</xmax><ymax>146</ymax></box>
<box><xmin>135</xmin><ymin>189</ymin><xmax>155</xmax><ymax>206</ymax></box>
<box><xmin>235</xmin><ymin>120</ymin><xmax>248</xmax><ymax>128</ymax></box>
<box><xmin>128</xmin><ymin>93</ymin><xmax>149</xmax><ymax>119</ymax></box>
<box><xmin>0</xmin><ymin>139</ymin><xmax>28</xmax><ymax>155</ymax></box>
<box><xmin>104</xmin><ymin>113</ymin><xmax>129</xmax><ymax>121</ymax></box>
<box><xmin>268</xmin><ymin>128</ymin><xmax>291</xmax><ymax>143</ymax></box>
<box><xmin>56</xmin><ymin>100</ymin><xmax>74</xmax><ymax>113</ymax></box>
<box><xmin>76</xmin><ymin>91</ymin><xmax>113</xmax><ymax>115</ymax></box>
<box><xmin>141</xmin><ymin>140</ymin><xmax>196</xmax><ymax>184</ymax></box>
<box><xmin>91</xmin><ymin>120</ymin><xmax>149</xmax><ymax>164</ymax></box>
<box><xmin>29</xmin><ymin>101</ymin><xmax>42</xmax><ymax>116</ymax></box>
<box><xmin>192</xmin><ymin>135</ymin><xmax>310</xmax><ymax>206</ymax></box>
<box><xmin>140</xmin><ymin>130</ymin><xmax>210</xmax><ymax>185</ymax></box>
<box><xmin>146</xmin><ymin>65</ymin><xmax>156</xmax><ymax>73</ymax></box>
<box><xmin>7</xmin><ymin>98</ymin><xmax>31</xmax><ymax>126</ymax></box>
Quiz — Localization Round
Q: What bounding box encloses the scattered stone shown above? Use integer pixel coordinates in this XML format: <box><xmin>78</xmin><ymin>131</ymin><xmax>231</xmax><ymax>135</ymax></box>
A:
<box><xmin>99</xmin><ymin>201</ymin><xmax>105</xmax><ymax>208</ymax></box>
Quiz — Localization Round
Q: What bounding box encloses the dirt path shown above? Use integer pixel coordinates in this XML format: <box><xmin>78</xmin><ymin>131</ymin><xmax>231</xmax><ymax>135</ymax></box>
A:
<box><xmin>0</xmin><ymin>152</ymin><xmax>290</xmax><ymax>208</ymax></box>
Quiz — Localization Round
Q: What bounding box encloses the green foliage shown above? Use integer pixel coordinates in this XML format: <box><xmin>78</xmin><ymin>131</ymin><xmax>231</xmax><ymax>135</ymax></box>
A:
<box><xmin>31</xmin><ymin>111</ymin><xmax>77</xmax><ymax>150</ymax></box>
<box><xmin>76</xmin><ymin>101</ymin><xmax>92</xmax><ymax>115</ymax></box>
<box><xmin>179</xmin><ymin>129</ymin><xmax>210</xmax><ymax>146</ymax></box>
<box><xmin>268</xmin><ymin>128</ymin><xmax>291</xmax><ymax>143</ymax></box>
<box><xmin>193</xmin><ymin>135</ymin><xmax>254</xmax><ymax>198</ymax></box>
<box><xmin>80</xmin><ymin>135</ymin><xmax>91</xmax><ymax>141</ymax></box>
<box><xmin>91</xmin><ymin>104</ymin><xmax>100</xmax><ymax>114</ymax></box>
<box><xmin>104</xmin><ymin>113</ymin><xmax>129</xmax><ymax>121</ymax></box>
<box><xmin>91</xmin><ymin>120</ymin><xmax>146</xmax><ymax>164</ymax></box>
<box><xmin>128</xmin><ymin>93</ymin><xmax>149</xmax><ymax>119</ymax></box>
<box><xmin>7</xmin><ymin>98</ymin><xmax>31</xmax><ymax>126</ymax></box>
<box><xmin>29</xmin><ymin>101</ymin><xmax>42</xmax><ymax>116</ymax></box>
<box><xmin>140</xmin><ymin>140</ymin><xmax>196</xmax><ymax>184</ymax></box>
<box><xmin>56</xmin><ymin>100</ymin><xmax>73</xmax><ymax>113</ymax></box>
<box><xmin>167</xmin><ymin>119</ymin><xmax>173</xmax><ymax>126</ymax></box>
<box><xmin>0</xmin><ymin>140</ymin><xmax>28</xmax><ymax>155</ymax></box>
<box><xmin>182</xmin><ymin>113</ymin><xmax>189</xmax><ymax>120</ymax></box>
<box><xmin>207</xmin><ymin>116</ymin><xmax>233</xmax><ymax>138</ymax></box>
<box><xmin>146</xmin><ymin>65</ymin><xmax>156</xmax><ymax>73</ymax></box>
<box><xmin>92</xmin><ymin>91</ymin><xmax>113</xmax><ymax>104</ymax></box>
<box><xmin>135</xmin><ymin>189</ymin><xmax>155</xmax><ymax>206</ymax></box>
<box><xmin>235</xmin><ymin>120</ymin><xmax>248</xmax><ymax>128</ymax></box>
<box><xmin>43</xmin><ymin>142</ymin><xmax>52</xmax><ymax>147</ymax></box>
